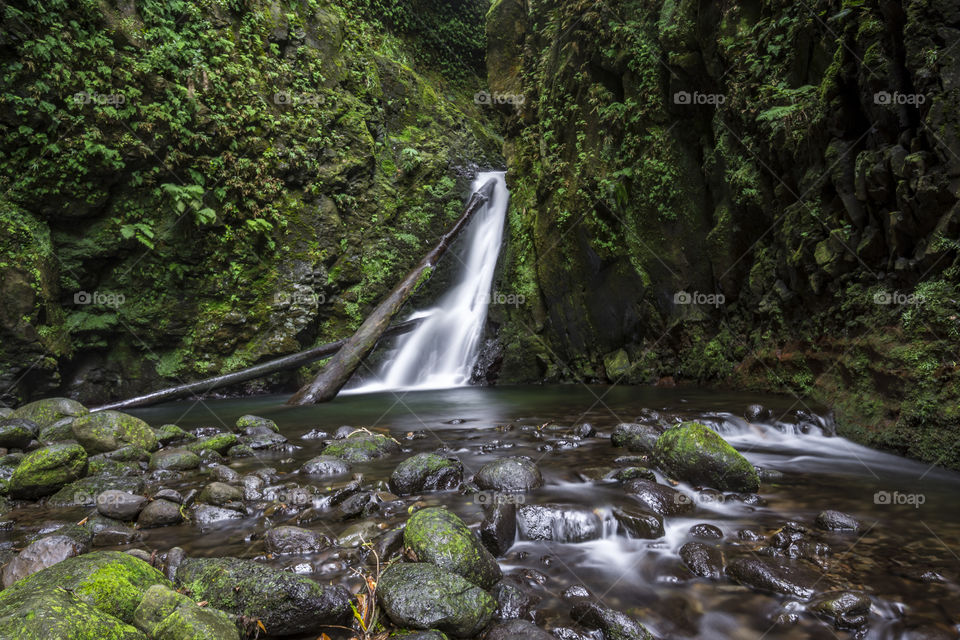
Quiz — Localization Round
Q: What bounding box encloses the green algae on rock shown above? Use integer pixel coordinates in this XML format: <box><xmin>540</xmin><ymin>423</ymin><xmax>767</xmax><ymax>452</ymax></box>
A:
<box><xmin>654</xmin><ymin>422</ymin><xmax>760</xmax><ymax>493</ymax></box>
<box><xmin>71</xmin><ymin>411</ymin><xmax>158</xmax><ymax>454</ymax></box>
<box><xmin>8</xmin><ymin>443</ymin><xmax>88</xmax><ymax>498</ymax></box>
<box><xmin>403</xmin><ymin>506</ymin><xmax>502</xmax><ymax>589</ymax></box>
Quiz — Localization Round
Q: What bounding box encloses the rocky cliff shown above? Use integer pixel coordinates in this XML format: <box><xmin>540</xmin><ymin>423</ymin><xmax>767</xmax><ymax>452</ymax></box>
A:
<box><xmin>487</xmin><ymin>0</ymin><xmax>960</xmax><ymax>468</ymax></box>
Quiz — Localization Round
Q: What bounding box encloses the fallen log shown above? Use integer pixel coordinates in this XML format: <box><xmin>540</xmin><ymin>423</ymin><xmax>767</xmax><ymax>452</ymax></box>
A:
<box><xmin>91</xmin><ymin>319</ymin><xmax>422</xmax><ymax>411</ymax></box>
<box><xmin>287</xmin><ymin>178</ymin><xmax>497</xmax><ymax>405</ymax></box>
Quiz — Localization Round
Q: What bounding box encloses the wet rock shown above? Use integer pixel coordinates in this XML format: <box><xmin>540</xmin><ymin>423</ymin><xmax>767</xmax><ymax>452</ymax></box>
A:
<box><xmin>8</xmin><ymin>443</ymin><xmax>88</xmax><ymax>498</ymax></box>
<box><xmin>517</xmin><ymin>504</ymin><xmax>603</xmax><ymax>542</ymax></box>
<box><xmin>10</xmin><ymin>397</ymin><xmax>88</xmax><ymax>428</ymax></box>
<box><xmin>87</xmin><ymin>456</ymin><xmax>141</xmax><ymax>477</ymax></box>
<box><xmin>679</xmin><ymin>542</ymin><xmax>724</xmax><ymax>579</ymax></box>
<box><xmin>654</xmin><ymin>422</ymin><xmax>760</xmax><ymax>492</ymax></box>
<box><xmin>738</xmin><ymin>528</ymin><xmax>763</xmax><ymax>541</ymax></box>
<box><xmin>71</xmin><ymin>410</ymin><xmax>158</xmax><ymax>454</ymax></box>
<box><xmin>815</xmin><ymin>510</ymin><xmax>860</xmax><ymax>532</ymax></box>
<box><xmin>103</xmin><ymin>445</ymin><xmax>150</xmax><ymax>462</ymax></box>
<box><xmin>301</xmin><ymin>428</ymin><xmax>329</xmax><ymax>440</ymax></box>
<box><xmin>208</xmin><ymin>463</ymin><xmax>240</xmax><ymax>483</ymax></box>
<box><xmin>810</xmin><ymin>590</ymin><xmax>871</xmax><ymax>629</ymax></box>
<box><xmin>480</xmin><ymin>502</ymin><xmax>517</xmax><ymax>556</ymax></box>
<box><xmin>137</xmin><ymin>499</ymin><xmax>183</xmax><ymax>528</ymax></box>
<box><xmin>405</xmin><ymin>507</ymin><xmax>502</xmax><ymax>588</ymax></box>
<box><xmin>614</xmin><ymin>466</ymin><xmax>657</xmax><ymax>482</ymax></box>
<box><xmin>242</xmin><ymin>431</ymin><xmax>288</xmax><ymax>449</ymax></box>
<box><xmin>612</xmin><ymin>422</ymin><xmax>662</xmax><ymax>454</ymax></box>
<box><xmin>689</xmin><ymin>523</ymin><xmax>723</xmax><ymax>540</ymax></box>
<box><xmin>756</xmin><ymin>467</ymin><xmax>784</xmax><ymax>482</ymax></box>
<box><xmin>38</xmin><ymin>417</ymin><xmax>77</xmax><ymax>442</ymax></box>
<box><xmin>0</xmin><ymin>587</ymin><xmax>147</xmax><ymax>638</ymax></box>
<box><xmin>745</xmin><ymin>404</ymin><xmax>773</xmax><ymax>422</ymax></box>
<box><xmin>390</xmin><ymin>452</ymin><xmax>464</xmax><ymax>495</ymax></box>
<box><xmin>474</xmin><ymin>457</ymin><xmax>543</xmax><ymax>493</ymax></box>
<box><xmin>154</xmin><ymin>488</ymin><xmax>183</xmax><ymax>503</ymax></box>
<box><xmin>373</xmin><ymin>527</ymin><xmax>406</xmax><ymax>561</ymax></box>
<box><xmin>623</xmin><ymin>479</ymin><xmax>693</xmax><ymax>516</ymax></box>
<box><xmin>726</xmin><ymin>556</ymin><xmax>820</xmax><ymax>599</ymax></box>
<box><xmin>562</xmin><ymin>584</ymin><xmax>591</xmax><ymax>599</ymax></box>
<box><xmin>378</xmin><ymin>562</ymin><xmax>496</xmax><ymax>638</ymax></box>
<box><xmin>0</xmin><ymin>418</ymin><xmax>37</xmax><ymax>449</ymax></box>
<box><xmin>394</xmin><ymin>632</ymin><xmax>450</xmax><ymax>640</ymax></box>
<box><xmin>154</xmin><ymin>424</ymin><xmax>195</xmax><ymax>445</ymax></box>
<box><xmin>552</xmin><ymin>627</ymin><xmax>591</xmax><ymax>640</ymax></box>
<box><xmin>321</xmin><ymin>432</ymin><xmax>400</xmax><ymax>462</ymax></box>
<box><xmin>485</xmin><ymin>619</ymin><xmax>554</xmax><ymax>639</ymax></box>
<box><xmin>265</xmin><ymin>525</ymin><xmax>331</xmax><ymax>555</ymax></box>
<box><xmin>300</xmin><ymin>454</ymin><xmax>352</xmax><ymax>477</ymax></box>
<box><xmin>236</xmin><ymin>414</ymin><xmax>278</xmax><ymax>433</ymax></box>
<box><xmin>573</xmin><ymin>423</ymin><xmax>596</xmax><ymax>438</ymax></box>
<box><xmin>491</xmin><ymin>577</ymin><xmax>538</xmax><ymax>620</ymax></box>
<box><xmin>176</xmin><ymin>556</ymin><xmax>351</xmax><ymax>636</ymax></box>
<box><xmin>198</xmin><ymin>481</ymin><xmax>243</xmax><ymax>505</ymax></box>
<box><xmin>186</xmin><ymin>432</ymin><xmax>239</xmax><ymax>456</ymax></box>
<box><xmin>337</xmin><ymin>521</ymin><xmax>384</xmax><ymax>547</ymax></box>
<box><xmin>133</xmin><ymin>583</ymin><xmax>239</xmax><ymax>639</ymax></box>
<box><xmin>96</xmin><ymin>490</ymin><xmax>147</xmax><ymax>520</ymax></box>
<box><xmin>92</xmin><ymin>521</ymin><xmax>138</xmax><ymax>547</ymax></box>
<box><xmin>227</xmin><ymin>444</ymin><xmax>254</xmax><ymax>457</ymax></box>
<box><xmin>48</xmin><ymin>474</ymin><xmax>145</xmax><ymax>507</ymax></box>
<box><xmin>192</xmin><ymin>504</ymin><xmax>244</xmax><ymax>526</ymax></box>
<box><xmin>2</xmin><ymin>533</ymin><xmax>89</xmax><ymax>587</ymax></box>
<box><xmin>613</xmin><ymin>505</ymin><xmax>664</xmax><ymax>539</ymax></box>
<box><xmin>148</xmin><ymin>448</ymin><xmax>201</xmax><ymax>471</ymax></box>
<box><xmin>570</xmin><ymin>600</ymin><xmax>655</xmax><ymax>640</ymax></box>
<box><xmin>334</xmin><ymin>426</ymin><xmax>355</xmax><ymax>439</ymax></box>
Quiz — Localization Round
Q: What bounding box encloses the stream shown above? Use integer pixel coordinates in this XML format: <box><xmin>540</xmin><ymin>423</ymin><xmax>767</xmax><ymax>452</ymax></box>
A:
<box><xmin>5</xmin><ymin>386</ymin><xmax>958</xmax><ymax>639</ymax></box>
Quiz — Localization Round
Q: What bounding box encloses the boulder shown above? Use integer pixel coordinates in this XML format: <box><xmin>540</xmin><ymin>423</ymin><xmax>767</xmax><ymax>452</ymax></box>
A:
<box><xmin>138</xmin><ymin>499</ymin><xmax>184</xmax><ymax>528</ymax></box>
<box><xmin>48</xmin><ymin>475</ymin><xmax>145</xmax><ymax>507</ymax></box>
<box><xmin>474</xmin><ymin>457</ymin><xmax>543</xmax><ymax>493</ymax></box>
<box><xmin>0</xmin><ymin>587</ymin><xmax>147</xmax><ymax>639</ymax></box>
<box><xmin>480</xmin><ymin>502</ymin><xmax>517</xmax><ymax>556</ymax></box>
<box><xmin>71</xmin><ymin>411</ymin><xmax>158</xmax><ymax>453</ymax></box>
<box><xmin>299</xmin><ymin>455</ymin><xmax>351</xmax><ymax>477</ymax></box>
<box><xmin>815</xmin><ymin>510</ymin><xmax>860</xmax><ymax>532</ymax></box>
<box><xmin>8</xmin><ymin>443</ymin><xmax>88</xmax><ymax>498</ymax></box>
<box><xmin>516</xmin><ymin>504</ymin><xmax>603</xmax><ymax>542</ymax></box>
<box><xmin>10</xmin><ymin>397</ymin><xmax>88</xmax><ymax>428</ymax></box>
<box><xmin>623</xmin><ymin>479</ymin><xmax>693</xmax><ymax>516</ymax></box>
<box><xmin>321</xmin><ymin>432</ymin><xmax>400</xmax><ymax>462</ymax></box>
<box><xmin>654</xmin><ymin>422</ymin><xmax>760</xmax><ymax>492</ymax></box>
<box><xmin>185</xmin><ymin>433</ymin><xmax>239</xmax><ymax>456</ymax></box>
<box><xmin>404</xmin><ymin>507</ymin><xmax>502</xmax><ymax>588</ymax></box>
<box><xmin>149</xmin><ymin>448</ymin><xmax>201</xmax><ymax>471</ymax></box>
<box><xmin>175</xmin><ymin>556</ymin><xmax>351</xmax><ymax>636</ymax></box>
<box><xmin>611</xmin><ymin>423</ymin><xmax>662</xmax><ymax>454</ymax></box>
<box><xmin>491</xmin><ymin>577</ymin><xmax>538</xmax><ymax>621</ymax></box>
<box><xmin>97</xmin><ymin>490</ymin><xmax>148</xmax><ymax>520</ymax></box>
<box><xmin>154</xmin><ymin>424</ymin><xmax>195</xmax><ymax>445</ymax></box>
<box><xmin>0</xmin><ymin>418</ymin><xmax>37</xmax><ymax>449</ymax></box>
<box><xmin>570</xmin><ymin>599</ymin><xmax>655</xmax><ymax>640</ymax></box>
<box><xmin>132</xmin><ymin>583</ymin><xmax>239</xmax><ymax>639</ymax></box>
<box><xmin>809</xmin><ymin>590</ymin><xmax>871</xmax><ymax>629</ymax></box>
<box><xmin>390</xmin><ymin>453</ymin><xmax>463</xmax><ymax>495</ymax></box>
<box><xmin>679</xmin><ymin>542</ymin><xmax>724</xmax><ymax>579</ymax></box>
<box><xmin>265</xmin><ymin>526</ymin><xmax>330</xmax><ymax>554</ymax></box>
<box><xmin>198</xmin><ymin>481</ymin><xmax>243</xmax><ymax>505</ymax></box>
<box><xmin>236</xmin><ymin>414</ymin><xmax>279</xmax><ymax>433</ymax></box>
<box><xmin>192</xmin><ymin>505</ymin><xmax>244</xmax><ymax>527</ymax></box>
<box><xmin>378</xmin><ymin>562</ymin><xmax>495</xmax><ymax>638</ymax></box>
<box><xmin>2</xmin><ymin>533</ymin><xmax>89</xmax><ymax>587</ymax></box>
<box><xmin>689</xmin><ymin>523</ymin><xmax>723</xmax><ymax>539</ymax></box>
<box><xmin>726</xmin><ymin>556</ymin><xmax>820</xmax><ymax>599</ymax></box>
<box><xmin>612</xmin><ymin>506</ymin><xmax>664</xmax><ymax>539</ymax></box>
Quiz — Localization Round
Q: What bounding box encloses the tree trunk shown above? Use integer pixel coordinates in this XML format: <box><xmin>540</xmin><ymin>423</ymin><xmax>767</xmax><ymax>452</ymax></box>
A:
<box><xmin>91</xmin><ymin>319</ymin><xmax>422</xmax><ymax>411</ymax></box>
<box><xmin>286</xmin><ymin>178</ymin><xmax>496</xmax><ymax>405</ymax></box>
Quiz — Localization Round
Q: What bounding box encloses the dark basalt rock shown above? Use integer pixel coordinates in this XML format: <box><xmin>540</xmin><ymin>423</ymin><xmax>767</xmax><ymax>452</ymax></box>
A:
<box><xmin>654</xmin><ymin>422</ymin><xmax>760</xmax><ymax>492</ymax></box>
<box><xmin>815</xmin><ymin>510</ymin><xmax>861</xmax><ymax>532</ymax></box>
<box><xmin>623</xmin><ymin>479</ymin><xmax>693</xmax><ymax>516</ymax></box>
<box><xmin>264</xmin><ymin>525</ymin><xmax>330</xmax><ymax>554</ymax></box>
<box><xmin>484</xmin><ymin>619</ymin><xmax>554</xmax><ymax>639</ymax></box>
<box><xmin>570</xmin><ymin>599</ymin><xmax>655</xmax><ymax>640</ymax></box>
<box><xmin>516</xmin><ymin>503</ymin><xmax>603</xmax><ymax>542</ymax></box>
<box><xmin>726</xmin><ymin>556</ymin><xmax>821</xmax><ymax>599</ymax></box>
<box><xmin>404</xmin><ymin>507</ymin><xmax>502</xmax><ymax>589</ymax></box>
<box><xmin>491</xmin><ymin>576</ymin><xmax>539</xmax><ymax>621</ymax></box>
<box><xmin>389</xmin><ymin>452</ymin><xmax>464</xmax><ymax>495</ymax></box>
<box><xmin>613</xmin><ymin>505</ymin><xmax>664</xmax><ymax>539</ymax></box>
<box><xmin>679</xmin><ymin>542</ymin><xmax>724</xmax><ymax>579</ymax></box>
<box><xmin>480</xmin><ymin>501</ymin><xmax>517</xmax><ymax>556</ymax></box>
<box><xmin>810</xmin><ymin>590</ymin><xmax>872</xmax><ymax>629</ymax></box>
<box><xmin>299</xmin><ymin>454</ymin><xmax>351</xmax><ymax>477</ymax></box>
<box><xmin>611</xmin><ymin>423</ymin><xmax>662</xmax><ymax>454</ymax></box>
<box><xmin>474</xmin><ymin>457</ymin><xmax>543</xmax><ymax>492</ymax></box>
<box><xmin>689</xmin><ymin>523</ymin><xmax>723</xmax><ymax>539</ymax></box>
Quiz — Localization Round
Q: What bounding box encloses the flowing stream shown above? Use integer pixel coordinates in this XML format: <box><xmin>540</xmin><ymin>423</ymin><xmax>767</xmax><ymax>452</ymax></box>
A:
<box><xmin>348</xmin><ymin>171</ymin><xmax>509</xmax><ymax>393</ymax></box>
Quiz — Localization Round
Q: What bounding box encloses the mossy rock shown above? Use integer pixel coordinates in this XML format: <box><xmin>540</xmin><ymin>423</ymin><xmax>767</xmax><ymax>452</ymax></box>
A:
<box><xmin>8</xmin><ymin>443</ymin><xmax>88</xmax><ymax>498</ymax></box>
<box><xmin>154</xmin><ymin>424</ymin><xmax>196</xmax><ymax>446</ymax></box>
<box><xmin>0</xmin><ymin>418</ymin><xmax>38</xmax><ymax>449</ymax></box>
<box><xmin>611</xmin><ymin>423</ymin><xmax>662</xmax><ymax>454</ymax></box>
<box><xmin>71</xmin><ymin>411</ymin><xmax>158</xmax><ymax>454</ymax></box>
<box><xmin>49</xmin><ymin>474</ymin><xmax>145</xmax><ymax>507</ymax></box>
<box><xmin>321</xmin><ymin>432</ymin><xmax>400</xmax><ymax>462</ymax></box>
<box><xmin>654</xmin><ymin>422</ymin><xmax>760</xmax><ymax>492</ymax></box>
<box><xmin>10</xmin><ymin>397</ymin><xmax>88</xmax><ymax>428</ymax></box>
<box><xmin>185</xmin><ymin>433</ymin><xmax>239</xmax><ymax>456</ymax></box>
<box><xmin>473</xmin><ymin>457</ymin><xmax>543</xmax><ymax>493</ymax></box>
<box><xmin>148</xmin><ymin>448</ymin><xmax>201</xmax><ymax>471</ymax></box>
<box><xmin>88</xmin><ymin>457</ymin><xmax>141</xmax><ymax>476</ymax></box>
<box><xmin>378</xmin><ymin>562</ymin><xmax>495</xmax><ymax>638</ymax></box>
<box><xmin>404</xmin><ymin>507</ymin><xmax>501</xmax><ymax>588</ymax></box>
<box><xmin>236</xmin><ymin>415</ymin><xmax>278</xmax><ymax>433</ymax></box>
<box><xmin>39</xmin><ymin>417</ymin><xmax>78</xmax><ymax>442</ymax></box>
<box><xmin>175</xmin><ymin>557</ymin><xmax>351</xmax><ymax>636</ymax></box>
<box><xmin>132</xmin><ymin>584</ymin><xmax>239</xmax><ymax>640</ymax></box>
<box><xmin>0</xmin><ymin>551</ymin><xmax>171</xmax><ymax>624</ymax></box>
<box><xmin>389</xmin><ymin>453</ymin><xmax>463</xmax><ymax>495</ymax></box>
<box><xmin>0</xmin><ymin>587</ymin><xmax>147</xmax><ymax>639</ymax></box>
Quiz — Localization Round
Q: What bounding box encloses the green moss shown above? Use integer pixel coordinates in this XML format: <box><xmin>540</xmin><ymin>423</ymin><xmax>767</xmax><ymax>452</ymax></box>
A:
<box><xmin>403</xmin><ymin>506</ymin><xmax>501</xmax><ymax>588</ymax></box>
<box><xmin>655</xmin><ymin>422</ymin><xmax>760</xmax><ymax>492</ymax></box>
<box><xmin>8</xmin><ymin>443</ymin><xmax>88</xmax><ymax>498</ymax></box>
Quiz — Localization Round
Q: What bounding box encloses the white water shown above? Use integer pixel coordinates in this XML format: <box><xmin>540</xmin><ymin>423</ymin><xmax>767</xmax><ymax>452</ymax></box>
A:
<box><xmin>348</xmin><ymin>171</ymin><xmax>509</xmax><ymax>393</ymax></box>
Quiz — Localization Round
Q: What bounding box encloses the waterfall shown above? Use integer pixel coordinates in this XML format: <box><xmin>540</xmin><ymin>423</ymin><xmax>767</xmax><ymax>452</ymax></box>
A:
<box><xmin>349</xmin><ymin>171</ymin><xmax>509</xmax><ymax>393</ymax></box>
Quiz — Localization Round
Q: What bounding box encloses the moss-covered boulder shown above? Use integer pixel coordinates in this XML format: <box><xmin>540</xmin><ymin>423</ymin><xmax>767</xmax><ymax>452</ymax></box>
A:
<box><xmin>154</xmin><ymin>424</ymin><xmax>196</xmax><ymax>446</ymax></box>
<box><xmin>148</xmin><ymin>447</ymin><xmax>201</xmax><ymax>471</ymax></box>
<box><xmin>175</xmin><ymin>557</ymin><xmax>351</xmax><ymax>636</ymax></box>
<box><xmin>0</xmin><ymin>551</ymin><xmax>171</xmax><ymax>624</ymax></box>
<box><xmin>236</xmin><ymin>414</ymin><xmax>278</xmax><ymax>433</ymax></box>
<box><xmin>0</xmin><ymin>417</ymin><xmax>38</xmax><ymax>449</ymax></box>
<box><xmin>0</xmin><ymin>588</ymin><xmax>147</xmax><ymax>639</ymax></box>
<box><xmin>390</xmin><ymin>453</ymin><xmax>463</xmax><ymax>495</ymax></box>
<box><xmin>185</xmin><ymin>433</ymin><xmax>239</xmax><ymax>456</ymax></box>
<box><xmin>71</xmin><ymin>411</ymin><xmax>158</xmax><ymax>454</ymax></box>
<box><xmin>611</xmin><ymin>423</ymin><xmax>662</xmax><ymax>455</ymax></box>
<box><xmin>321</xmin><ymin>432</ymin><xmax>400</xmax><ymax>462</ymax></box>
<box><xmin>654</xmin><ymin>422</ymin><xmax>760</xmax><ymax>492</ymax></box>
<box><xmin>132</xmin><ymin>584</ymin><xmax>239</xmax><ymax>640</ymax></box>
<box><xmin>8</xmin><ymin>443</ymin><xmax>88</xmax><ymax>498</ymax></box>
<box><xmin>49</xmin><ymin>474</ymin><xmax>145</xmax><ymax>507</ymax></box>
<box><xmin>378</xmin><ymin>562</ymin><xmax>495</xmax><ymax>638</ymax></box>
<box><xmin>404</xmin><ymin>507</ymin><xmax>501</xmax><ymax>588</ymax></box>
<box><xmin>10</xmin><ymin>397</ymin><xmax>88</xmax><ymax>428</ymax></box>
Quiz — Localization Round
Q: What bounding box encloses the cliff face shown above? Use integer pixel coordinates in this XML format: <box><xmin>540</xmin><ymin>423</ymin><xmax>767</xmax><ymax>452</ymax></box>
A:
<box><xmin>487</xmin><ymin>0</ymin><xmax>960</xmax><ymax>468</ymax></box>
<box><xmin>0</xmin><ymin>0</ymin><xmax>500</xmax><ymax>405</ymax></box>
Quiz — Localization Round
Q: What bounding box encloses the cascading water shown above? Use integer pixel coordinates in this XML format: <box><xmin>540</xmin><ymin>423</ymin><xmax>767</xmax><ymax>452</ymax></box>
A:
<box><xmin>348</xmin><ymin>171</ymin><xmax>509</xmax><ymax>393</ymax></box>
